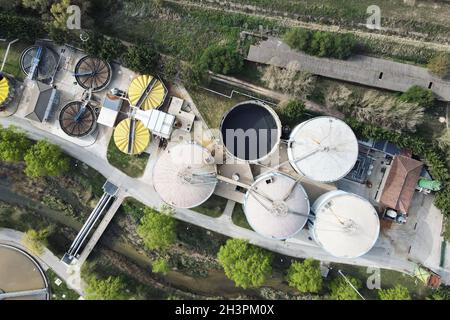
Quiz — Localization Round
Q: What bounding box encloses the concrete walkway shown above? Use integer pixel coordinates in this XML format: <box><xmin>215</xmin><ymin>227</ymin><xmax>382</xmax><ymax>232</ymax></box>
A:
<box><xmin>247</xmin><ymin>37</ymin><xmax>450</xmax><ymax>101</ymax></box>
<box><xmin>0</xmin><ymin>228</ymin><xmax>84</xmax><ymax>296</ymax></box>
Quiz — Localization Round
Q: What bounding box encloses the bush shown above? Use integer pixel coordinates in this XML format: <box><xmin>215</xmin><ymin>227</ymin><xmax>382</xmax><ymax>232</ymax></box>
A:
<box><xmin>0</xmin><ymin>13</ymin><xmax>45</xmax><ymax>41</ymax></box>
<box><xmin>286</xmin><ymin>259</ymin><xmax>322</xmax><ymax>293</ymax></box>
<box><xmin>137</xmin><ymin>206</ymin><xmax>176</xmax><ymax>251</ymax></box>
<box><xmin>84</xmin><ymin>276</ymin><xmax>128</xmax><ymax>300</ymax></box>
<box><xmin>123</xmin><ymin>44</ymin><xmax>160</xmax><ymax>75</ymax></box>
<box><xmin>24</xmin><ymin>140</ymin><xmax>70</xmax><ymax>178</ymax></box>
<box><xmin>284</xmin><ymin>28</ymin><xmax>357</xmax><ymax>60</ymax></box>
<box><xmin>399</xmin><ymin>86</ymin><xmax>435</xmax><ymax>109</ymax></box>
<box><xmin>428</xmin><ymin>53</ymin><xmax>450</xmax><ymax>78</ymax></box>
<box><xmin>378</xmin><ymin>285</ymin><xmax>411</xmax><ymax>300</ymax></box>
<box><xmin>152</xmin><ymin>258</ymin><xmax>170</xmax><ymax>275</ymax></box>
<box><xmin>82</xmin><ymin>32</ymin><xmax>126</xmax><ymax>62</ymax></box>
<box><xmin>198</xmin><ymin>44</ymin><xmax>243</xmax><ymax>75</ymax></box>
<box><xmin>0</xmin><ymin>126</ymin><xmax>32</xmax><ymax>162</ymax></box>
<box><xmin>22</xmin><ymin>228</ymin><xmax>50</xmax><ymax>255</ymax></box>
<box><xmin>217</xmin><ymin>239</ymin><xmax>272</xmax><ymax>289</ymax></box>
<box><xmin>329</xmin><ymin>276</ymin><xmax>362</xmax><ymax>300</ymax></box>
<box><xmin>279</xmin><ymin>99</ymin><xmax>306</xmax><ymax>126</ymax></box>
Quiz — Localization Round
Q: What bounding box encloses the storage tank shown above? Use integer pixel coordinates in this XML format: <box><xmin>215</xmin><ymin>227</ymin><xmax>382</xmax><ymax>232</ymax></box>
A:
<box><xmin>20</xmin><ymin>45</ymin><xmax>58</xmax><ymax>82</ymax></box>
<box><xmin>311</xmin><ymin>190</ymin><xmax>380</xmax><ymax>259</ymax></box>
<box><xmin>220</xmin><ymin>101</ymin><xmax>281</xmax><ymax>163</ymax></box>
<box><xmin>244</xmin><ymin>172</ymin><xmax>310</xmax><ymax>240</ymax></box>
<box><xmin>287</xmin><ymin>117</ymin><xmax>359</xmax><ymax>183</ymax></box>
<box><xmin>74</xmin><ymin>55</ymin><xmax>112</xmax><ymax>92</ymax></box>
<box><xmin>59</xmin><ymin>101</ymin><xmax>97</xmax><ymax>137</ymax></box>
<box><xmin>152</xmin><ymin>142</ymin><xmax>217</xmax><ymax>208</ymax></box>
<box><xmin>0</xmin><ymin>75</ymin><xmax>12</xmax><ymax>110</ymax></box>
<box><xmin>113</xmin><ymin>118</ymin><xmax>150</xmax><ymax>155</ymax></box>
<box><xmin>128</xmin><ymin>75</ymin><xmax>167</xmax><ymax>110</ymax></box>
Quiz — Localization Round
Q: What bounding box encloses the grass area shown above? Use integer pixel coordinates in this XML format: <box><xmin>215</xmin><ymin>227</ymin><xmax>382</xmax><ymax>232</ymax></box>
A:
<box><xmin>106</xmin><ymin>138</ymin><xmax>149</xmax><ymax>178</ymax></box>
<box><xmin>191</xmin><ymin>194</ymin><xmax>227</xmax><ymax>218</ymax></box>
<box><xmin>0</xmin><ymin>42</ymin><xmax>29</xmax><ymax>80</ymax></box>
<box><xmin>231</xmin><ymin>203</ymin><xmax>252</xmax><ymax>230</ymax></box>
<box><xmin>332</xmin><ymin>263</ymin><xmax>431</xmax><ymax>300</ymax></box>
<box><xmin>47</xmin><ymin>269</ymin><xmax>80</xmax><ymax>300</ymax></box>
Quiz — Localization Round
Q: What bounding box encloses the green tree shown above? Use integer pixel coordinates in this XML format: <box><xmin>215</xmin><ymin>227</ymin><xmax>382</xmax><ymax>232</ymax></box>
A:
<box><xmin>284</xmin><ymin>28</ymin><xmax>312</xmax><ymax>52</ymax></box>
<box><xmin>311</xmin><ymin>31</ymin><xmax>335</xmax><ymax>58</ymax></box>
<box><xmin>378</xmin><ymin>285</ymin><xmax>411</xmax><ymax>300</ymax></box>
<box><xmin>84</xmin><ymin>276</ymin><xmax>128</xmax><ymax>300</ymax></box>
<box><xmin>123</xmin><ymin>44</ymin><xmax>160</xmax><ymax>75</ymax></box>
<box><xmin>400</xmin><ymin>85</ymin><xmax>435</xmax><ymax>109</ymax></box>
<box><xmin>279</xmin><ymin>99</ymin><xmax>306</xmax><ymax>126</ymax></box>
<box><xmin>428</xmin><ymin>53</ymin><xmax>450</xmax><ymax>78</ymax></box>
<box><xmin>24</xmin><ymin>140</ymin><xmax>70</xmax><ymax>178</ymax></box>
<box><xmin>435</xmin><ymin>184</ymin><xmax>450</xmax><ymax>214</ymax></box>
<box><xmin>217</xmin><ymin>239</ymin><xmax>272</xmax><ymax>289</ymax></box>
<box><xmin>0</xmin><ymin>126</ymin><xmax>32</xmax><ymax>162</ymax></box>
<box><xmin>137</xmin><ymin>207</ymin><xmax>176</xmax><ymax>251</ymax></box>
<box><xmin>22</xmin><ymin>228</ymin><xmax>50</xmax><ymax>255</ymax></box>
<box><xmin>50</xmin><ymin>0</ymin><xmax>71</xmax><ymax>29</ymax></box>
<box><xmin>286</xmin><ymin>259</ymin><xmax>322</xmax><ymax>293</ymax></box>
<box><xmin>198</xmin><ymin>44</ymin><xmax>243</xmax><ymax>75</ymax></box>
<box><xmin>152</xmin><ymin>258</ymin><xmax>170</xmax><ymax>275</ymax></box>
<box><xmin>82</xmin><ymin>32</ymin><xmax>126</xmax><ymax>63</ymax></box>
<box><xmin>329</xmin><ymin>276</ymin><xmax>362</xmax><ymax>300</ymax></box>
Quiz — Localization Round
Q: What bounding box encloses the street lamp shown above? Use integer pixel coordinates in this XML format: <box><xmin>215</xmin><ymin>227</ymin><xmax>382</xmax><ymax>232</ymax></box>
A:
<box><xmin>1</xmin><ymin>39</ymin><xmax>19</xmax><ymax>72</ymax></box>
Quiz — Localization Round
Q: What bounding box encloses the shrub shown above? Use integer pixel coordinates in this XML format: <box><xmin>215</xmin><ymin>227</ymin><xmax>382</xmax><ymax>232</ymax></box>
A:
<box><xmin>137</xmin><ymin>207</ymin><xmax>176</xmax><ymax>251</ymax></box>
<box><xmin>329</xmin><ymin>276</ymin><xmax>362</xmax><ymax>300</ymax></box>
<box><xmin>399</xmin><ymin>85</ymin><xmax>435</xmax><ymax>109</ymax></box>
<box><xmin>24</xmin><ymin>140</ymin><xmax>70</xmax><ymax>178</ymax></box>
<box><xmin>198</xmin><ymin>44</ymin><xmax>243</xmax><ymax>75</ymax></box>
<box><xmin>428</xmin><ymin>53</ymin><xmax>450</xmax><ymax>78</ymax></box>
<box><xmin>217</xmin><ymin>239</ymin><xmax>272</xmax><ymax>289</ymax></box>
<box><xmin>152</xmin><ymin>258</ymin><xmax>170</xmax><ymax>275</ymax></box>
<box><xmin>123</xmin><ymin>44</ymin><xmax>160</xmax><ymax>75</ymax></box>
<box><xmin>84</xmin><ymin>276</ymin><xmax>128</xmax><ymax>300</ymax></box>
<box><xmin>286</xmin><ymin>259</ymin><xmax>323</xmax><ymax>293</ymax></box>
<box><xmin>378</xmin><ymin>285</ymin><xmax>411</xmax><ymax>300</ymax></box>
<box><xmin>279</xmin><ymin>99</ymin><xmax>306</xmax><ymax>126</ymax></box>
<box><xmin>0</xmin><ymin>126</ymin><xmax>32</xmax><ymax>162</ymax></box>
<box><xmin>0</xmin><ymin>13</ymin><xmax>45</xmax><ymax>41</ymax></box>
<box><xmin>82</xmin><ymin>32</ymin><xmax>126</xmax><ymax>62</ymax></box>
<box><xmin>22</xmin><ymin>228</ymin><xmax>50</xmax><ymax>255</ymax></box>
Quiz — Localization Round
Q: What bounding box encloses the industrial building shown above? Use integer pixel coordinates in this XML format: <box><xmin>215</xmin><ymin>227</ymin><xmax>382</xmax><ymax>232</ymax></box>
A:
<box><xmin>22</xmin><ymin>80</ymin><xmax>60</xmax><ymax>123</ymax></box>
<box><xmin>152</xmin><ymin>143</ymin><xmax>217</xmax><ymax>208</ymax></box>
<box><xmin>288</xmin><ymin>117</ymin><xmax>359</xmax><ymax>183</ymax></box>
<box><xmin>243</xmin><ymin>172</ymin><xmax>310</xmax><ymax>240</ymax></box>
<box><xmin>310</xmin><ymin>190</ymin><xmax>380</xmax><ymax>259</ymax></box>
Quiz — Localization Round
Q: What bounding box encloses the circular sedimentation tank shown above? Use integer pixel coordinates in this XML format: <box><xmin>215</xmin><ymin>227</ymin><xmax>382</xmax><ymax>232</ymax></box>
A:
<box><xmin>287</xmin><ymin>116</ymin><xmax>359</xmax><ymax>183</ymax></box>
<box><xmin>59</xmin><ymin>101</ymin><xmax>97</xmax><ymax>137</ymax></box>
<box><xmin>128</xmin><ymin>75</ymin><xmax>166</xmax><ymax>110</ymax></box>
<box><xmin>0</xmin><ymin>244</ymin><xmax>49</xmax><ymax>300</ymax></box>
<box><xmin>244</xmin><ymin>172</ymin><xmax>310</xmax><ymax>240</ymax></box>
<box><xmin>20</xmin><ymin>45</ymin><xmax>58</xmax><ymax>82</ymax></box>
<box><xmin>0</xmin><ymin>75</ymin><xmax>12</xmax><ymax>110</ymax></box>
<box><xmin>74</xmin><ymin>55</ymin><xmax>112</xmax><ymax>92</ymax></box>
<box><xmin>113</xmin><ymin>118</ymin><xmax>150</xmax><ymax>155</ymax></box>
<box><xmin>152</xmin><ymin>143</ymin><xmax>217</xmax><ymax>208</ymax></box>
<box><xmin>311</xmin><ymin>190</ymin><xmax>380</xmax><ymax>259</ymax></box>
<box><xmin>220</xmin><ymin>101</ymin><xmax>281</xmax><ymax>163</ymax></box>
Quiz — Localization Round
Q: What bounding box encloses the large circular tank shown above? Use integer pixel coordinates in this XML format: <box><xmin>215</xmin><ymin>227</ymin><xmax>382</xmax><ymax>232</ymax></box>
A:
<box><xmin>0</xmin><ymin>244</ymin><xmax>49</xmax><ymax>300</ymax></box>
<box><xmin>20</xmin><ymin>45</ymin><xmax>58</xmax><ymax>82</ymax></box>
<box><xmin>311</xmin><ymin>190</ymin><xmax>380</xmax><ymax>259</ymax></box>
<box><xmin>220</xmin><ymin>101</ymin><xmax>281</xmax><ymax>163</ymax></box>
<box><xmin>287</xmin><ymin>117</ymin><xmax>359</xmax><ymax>183</ymax></box>
<box><xmin>153</xmin><ymin>143</ymin><xmax>217</xmax><ymax>208</ymax></box>
<box><xmin>59</xmin><ymin>101</ymin><xmax>97</xmax><ymax>137</ymax></box>
<box><xmin>244</xmin><ymin>172</ymin><xmax>310</xmax><ymax>240</ymax></box>
<box><xmin>128</xmin><ymin>75</ymin><xmax>166</xmax><ymax>110</ymax></box>
<box><xmin>74</xmin><ymin>56</ymin><xmax>112</xmax><ymax>92</ymax></box>
<box><xmin>113</xmin><ymin>118</ymin><xmax>150</xmax><ymax>155</ymax></box>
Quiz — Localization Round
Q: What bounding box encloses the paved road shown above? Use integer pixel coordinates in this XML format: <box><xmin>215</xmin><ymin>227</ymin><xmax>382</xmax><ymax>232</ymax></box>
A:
<box><xmin>247</xmin><ymin>37</ymin><xmax>450</xmax><ymax>101</ymax></box>
<box><xmin>0</xmin><ymin>115</ymin><xmax>437</xmax><ymax>282</ymax></box>
<box><xmin>0</xmin><ymin>228</ymin><xmax>83</xmax><ymax>295</ymax></box>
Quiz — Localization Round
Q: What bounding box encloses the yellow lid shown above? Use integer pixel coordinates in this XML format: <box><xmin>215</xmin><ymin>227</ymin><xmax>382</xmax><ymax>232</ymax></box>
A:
<box><xmin>128</xmin><ymin>75</ymin><xmax>166</xmax><ymax>110</ymax></box>
<box><xmin>113</xmin><ymin>119</ymin><xmax>150</xmax><ymax>155</ymax></box>
<box><xmin>0</xmin><ymin>77</ymin><xmax>10</xmax><ymax>105</ymax></box>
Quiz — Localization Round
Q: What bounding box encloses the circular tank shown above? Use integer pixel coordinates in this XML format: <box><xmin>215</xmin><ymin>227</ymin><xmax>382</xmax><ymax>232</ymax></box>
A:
<box><xmin>244</xmin><ymin>172</ymin><xmax>310</xmax><ymax>240</ymax></box>
<box><xmin>152</xmin><ymin>143</ymin><xmax>217</xmax><ymax>209</ymax></box>
<box><xmin>311</xmin><ymin>190</ymin><xmax>380</xmax><ymax>259</ymax></box>
<box><xmin>20</xmin><ymin>45</ymin><xmax>58</xmax><ymax>82</ymax></box>
<box><xmin>220</xmin><ymin>101</ymin><xmax>281</xmax><ymax>163</ymax></box>
<box><xmin>0</xmin><ymin>75</ymin><xmax>12</xmax><ymax>110</ymax></box>
<box><xmin>0</xmin><ymin>244</ymin><xmax>49</xmax><ymax>300</ymax></box>
<box><xmin>113</xmin><ymin>119</ymin><xmax>150</xmax><ymax>155</ymax></box>
<box><xmin>128</xmin><ymin>75</ymin><xmax>166</xmax><ymax>110</ymax></box>
<box><xmin>74</xmin><ymin>55</ymin><xmax>112</xmax><ymax>92</ymax></box>
<box><xmin>287</xmin><ymin>117</ymin><xmax>359</xmax><ymax>183</ymax></box>
<box><xmin>59</xmin><ymin>101</ymin><xmax>97</xmax><ymax>137</ymax></box>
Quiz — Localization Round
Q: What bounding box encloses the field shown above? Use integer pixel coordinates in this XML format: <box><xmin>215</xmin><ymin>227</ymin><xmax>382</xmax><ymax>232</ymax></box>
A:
<box><xmin>106</xmin><ymin>138</ymin><xmax>149</xmax><ymax>178</ymax></box>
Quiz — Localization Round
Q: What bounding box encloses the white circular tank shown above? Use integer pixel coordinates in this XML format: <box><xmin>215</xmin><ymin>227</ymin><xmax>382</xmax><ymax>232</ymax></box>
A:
<box><xmin>152</xmin><ymin>142</ymin><xmax>217</xmax><ymax>208</ymax></box>
<box><xmin>287</xmin><ymin>117</ymin><xmax>359</xmax><ymax>183</ymax></box>
<box><xmin>311</xmin><ymin>190</ymin><xmax>380</xmax><ymax>259</ymax></box>
<box><xmin>244</xmin><ymin>172</ymin><xmax>310</xmax><ymax>240</ymax></box>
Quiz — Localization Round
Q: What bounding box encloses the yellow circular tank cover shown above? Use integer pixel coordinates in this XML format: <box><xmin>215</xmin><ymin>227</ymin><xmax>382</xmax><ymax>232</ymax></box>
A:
<box><xmin>128</xmin><ymin>75</ymin><xmax>166</xmax><ymax>110</ymax></box>
<box><xmin>113</xmin><ymin>119</ymin><xmax>151</xmax><ymax>155</ymax></box>
<box><xmin>0</xmin><ymin>77</ymin><xmax>10</xmax><ymax>105</ymax></box>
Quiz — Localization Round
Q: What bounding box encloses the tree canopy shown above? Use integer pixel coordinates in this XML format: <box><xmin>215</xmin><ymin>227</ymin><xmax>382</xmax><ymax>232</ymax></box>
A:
<box><xmin>428</xmin><ymin>53</ymin><xmax>450</xmax><ymax>78</ymax></box>
<box><xmin>123</xmin><ymin>44</ymin><xmax>160</xmax><ymax>75</ymax></box>
<box><xmin>0</xmin><ymin>126</ymin><xmax>32</xmax><ymax>162</ymax></box>
<box><xmin>399</xmin><ymin>85</ymin><xmax>435</xmax><ymax>109</ymax></box>
<box><xmin>329</xmin><ymin>276</ymin><xmax>362</xmax><ymax>300</ymax></box>
<box><xmin>217</xmin><ymin>239</ymin><xmax>272</xmax><ymax>289</ymax></box>
<box><xmin>24</xmin><ymin>140</ymin><xmax>70</xmax><ymax>178</ymax></box>
<box><xmin>137</xmin><ymin>207</ymin><xmax>176</xmax><ymax>251</ymax></box>
<box><xmin>378</xmin><ymin>284</ymin><xmax>411</xmax><ymax>300</ymax></box>
<box><xmin>198</xmin><ymin>44</ymin><xmax>243</xmax><ymax>75</ymax></box>
<box><xmin>286</xmin><ymin>259</ymin><xmax>323</xmax><ymax>293</ymax></box>
<box><xmin>84</xmin><ymin>276</ymin><xmax>128</xmax><ymax>300</ymax></box>
<box><xmin>82</xmin><ymin>32</ymin><xmax>126</xmax><ymax>63</ymax></box>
